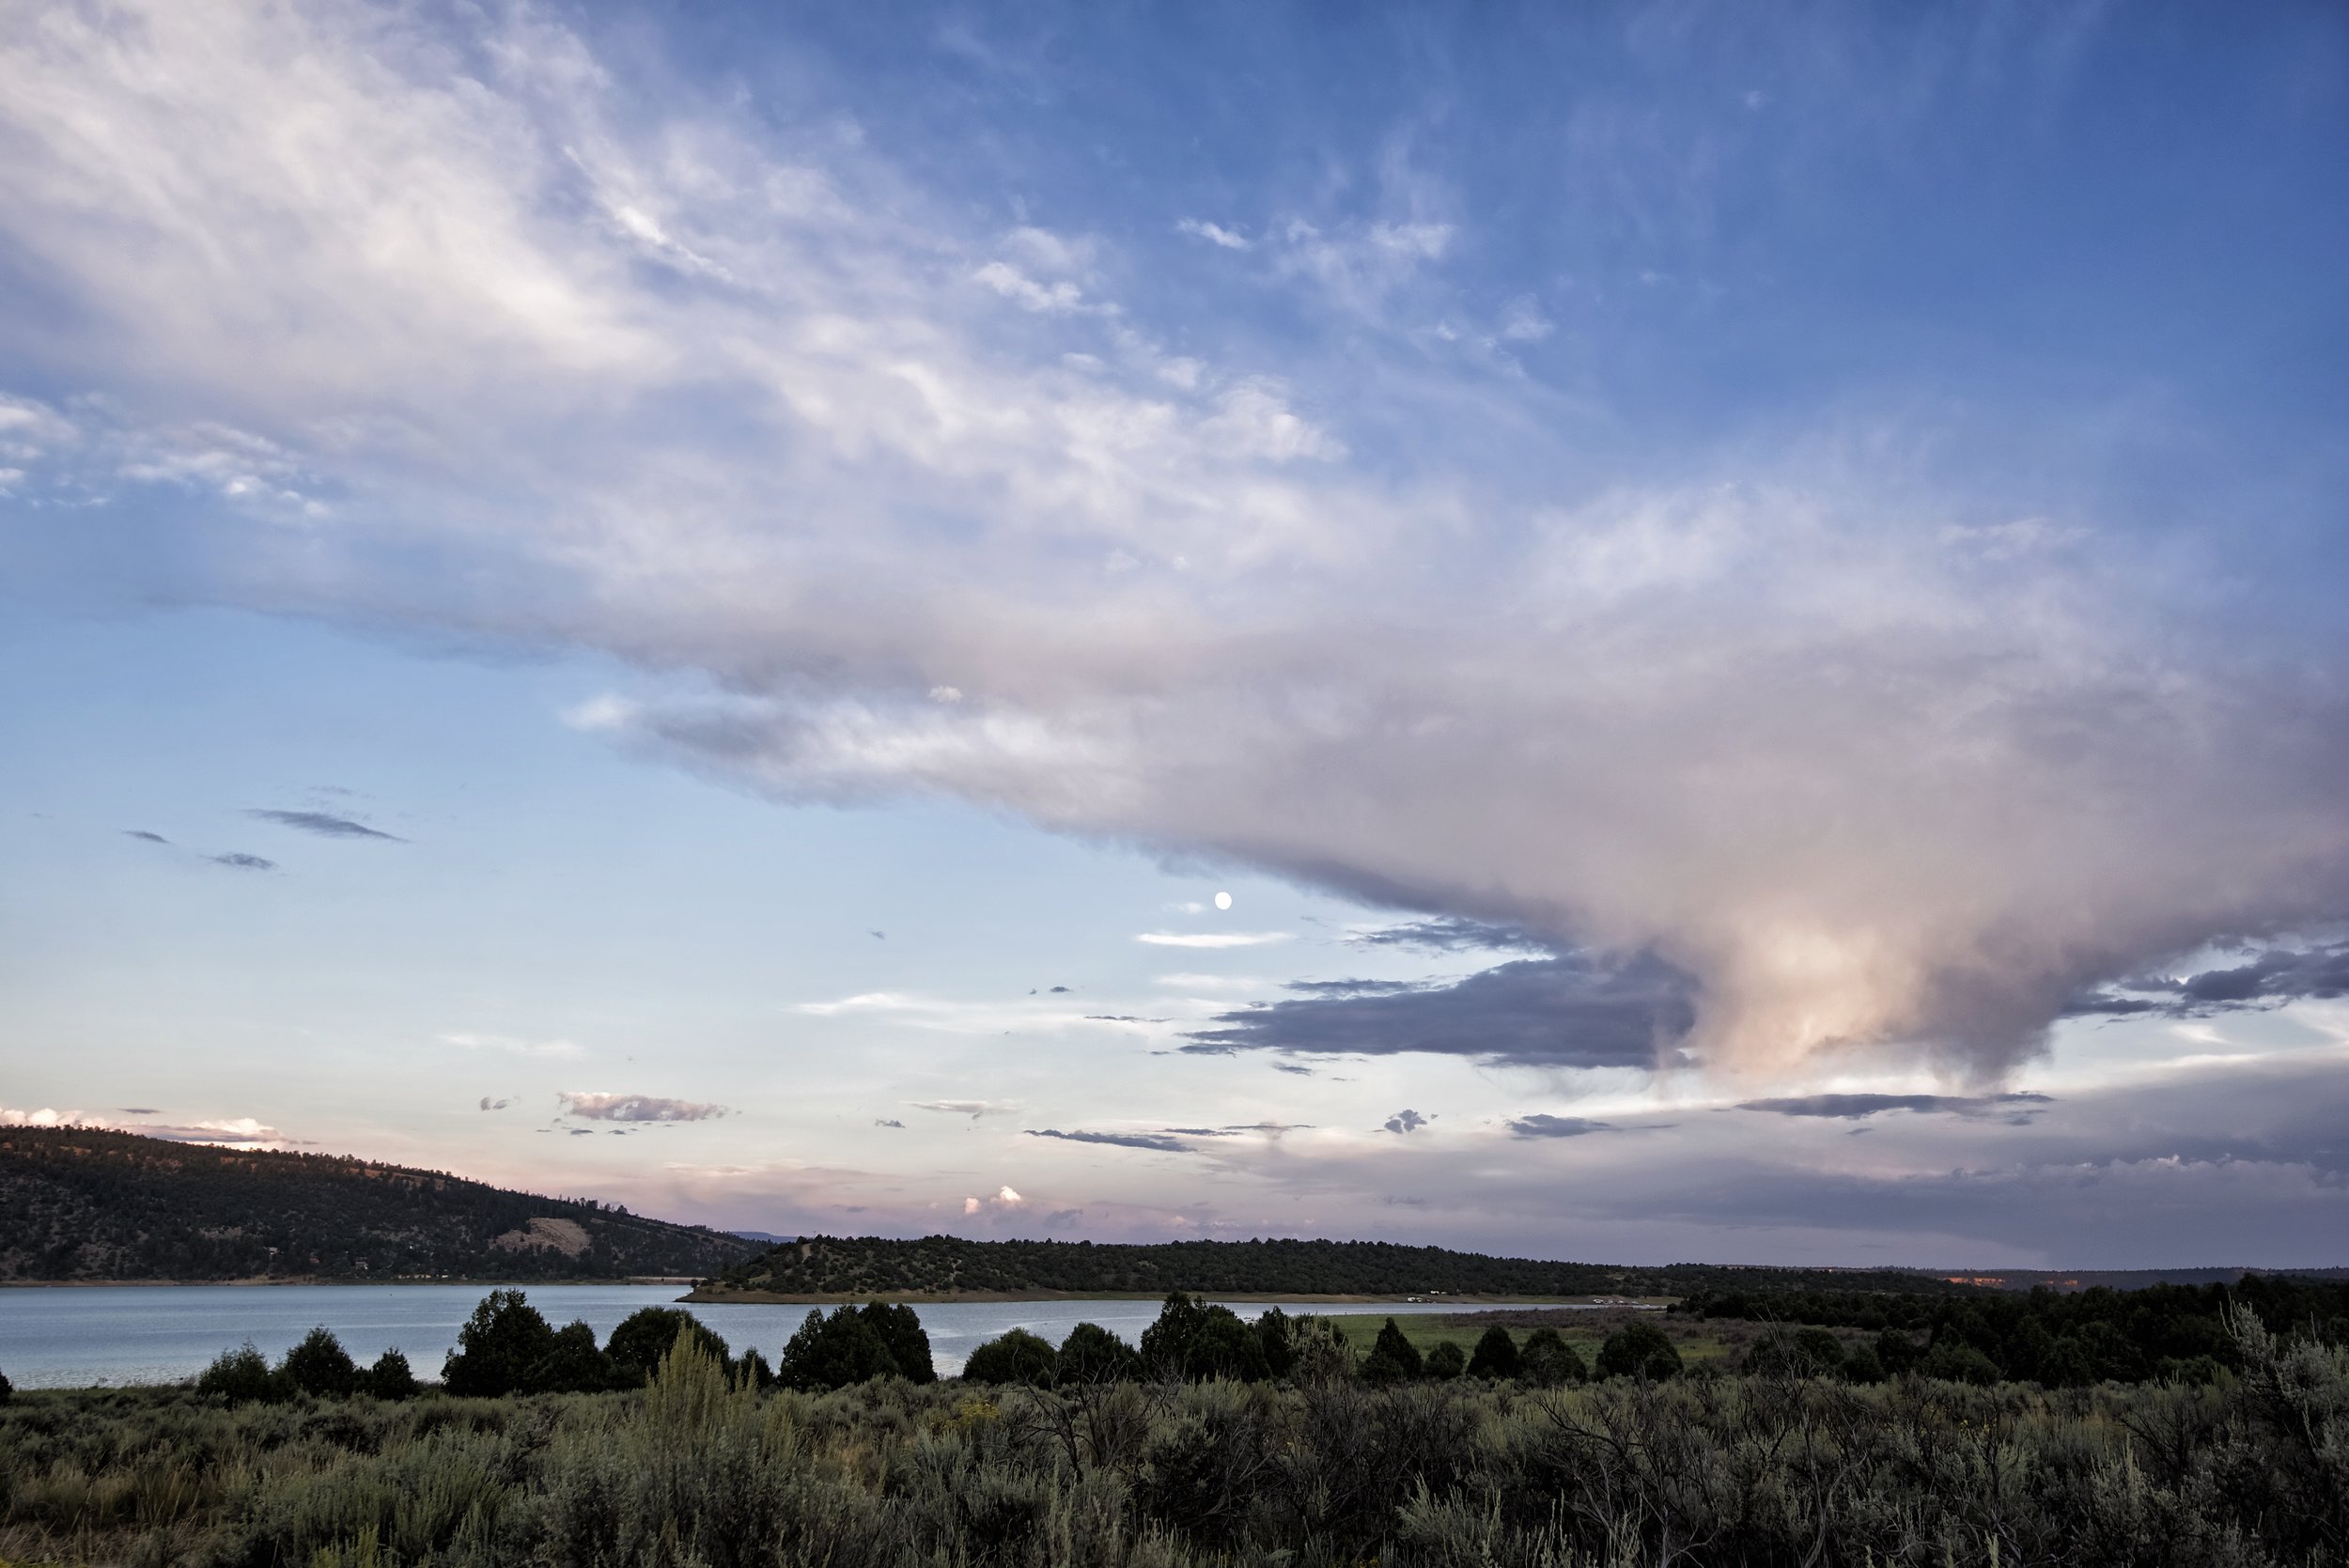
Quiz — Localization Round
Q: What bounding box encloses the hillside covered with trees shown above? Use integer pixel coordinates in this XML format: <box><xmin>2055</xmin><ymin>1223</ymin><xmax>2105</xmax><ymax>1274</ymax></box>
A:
<box><xmin>694</xmin><ymin>1233</ymin><xmax>1995</xmax><ymax>1301</ymax></box>
<box><xmin>0</xmin><ymin>1127</ymin><xmax>757</xmax><ymax>1282</ymax></box>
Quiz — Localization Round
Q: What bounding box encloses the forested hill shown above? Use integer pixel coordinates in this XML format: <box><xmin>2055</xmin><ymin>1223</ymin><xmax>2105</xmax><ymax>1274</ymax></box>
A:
<box><xmin>0</xmin><ymin>1126</ymin><xmax>758</xmax><ymax>1282</ymax></box>
<box><xmin>695</xmin><ymin>1234</ymin><xmax>1997</xmax><ymax>1301</ymax></box>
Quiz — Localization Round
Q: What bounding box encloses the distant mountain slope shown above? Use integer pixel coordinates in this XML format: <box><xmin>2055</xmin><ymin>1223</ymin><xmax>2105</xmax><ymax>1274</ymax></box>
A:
<box><xmin>695</xmin><ymin>1234</ymin><xmax>1997</xmax><ymax>1301</ymax></box>
<box><xmin>0</xmin><ymin>1127</ymin><xmax>758</xmax><ymax>1282</ymax></box>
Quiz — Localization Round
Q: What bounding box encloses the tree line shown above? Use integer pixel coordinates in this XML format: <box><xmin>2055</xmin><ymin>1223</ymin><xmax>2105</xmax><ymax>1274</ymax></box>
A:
<box><xmin>1672</xmin><ymin>1271</ymin><xmax>2349</xmax><ymax>1386</ymax></box>
<box><xmin>711</xmin><ymin>1232</ymin><xmax>1988</xmax><ymax>1300</ymax></box>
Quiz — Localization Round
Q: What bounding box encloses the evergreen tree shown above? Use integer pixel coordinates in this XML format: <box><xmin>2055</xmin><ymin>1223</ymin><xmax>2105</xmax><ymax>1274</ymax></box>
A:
<box><xmin>528</xmin><ymin>1319</ymin><xmax>618</xmax><ymax>1393</ymax></box>
<box><xmin>1424</xmin><ymin>1341</ymin><xmax>1467</xmax><ymax>1378</ymax></box>
<box><xmin>1138</xmin><ymin>1291</ymin><xmax>1270</xmax><ymax>1381</ymax></box>
<box><xmin>1360</xmin><ymin>1318</ymin><xmax>1424</xmax><ymax>1384</ymax></box>
<box><xmin>605</xmin><ymin>1306</ymin><xmax>730</xmax><ymax>1386</ymax></box>
<box><xmin>360</xmin><ymin>1347</ymin><xmax>418</xmax><ymax>1400</ymax></box>
<box><xmin>442</xmin><ymin>1290</ymin><xmax>559</xmax><ymax>1396</ymax></box>
<box><xmin>1467</xmin><ymin>1326</ymin><xmax>1521</xmax><ymax>1379</ymax></box>
<box><xmin>280</xmin><ymin>1326</ymin><xmax>359</xmax><ymax>1397</ymax></box>
<box><xmin>197</xmin><ymin>1343</ymin><xmax>284</xmax><ymax>1405</ymax></box>
<box><xmin>775</xmin><ymin>1304</ymin><xmax>901</xmax><ymax>1390</ymax></box>
<box><xmin>1058</xmin><ymin>1321</ymin><xmax>1141</xmax><ymax>1384</ymax></box>
<box><xmin>858</xmin><ymin>1301</ymin><xmax>936</xmax><ymax>1384</ymax></box>
<box><xmin>963</xmin><ymin>1327</ymin><xmax>1058</xmax><ymax>1386</ymax></box>
<box><xmin>1595</xmin><ymin>1321</ymin><xmax>1682</xmax><ymax>1381</ymax></box>
<box><xmin>1519</xmin><ymin>1327</ymin><xmax>1586</xmax><ymax>1386</ymax></box>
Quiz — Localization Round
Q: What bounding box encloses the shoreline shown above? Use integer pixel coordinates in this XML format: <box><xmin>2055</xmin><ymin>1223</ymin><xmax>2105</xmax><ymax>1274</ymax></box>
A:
<box><xmin>681</xmin><ymin>1288</ymin><xmax>1654</xmax><ymax>1306</ymax></box>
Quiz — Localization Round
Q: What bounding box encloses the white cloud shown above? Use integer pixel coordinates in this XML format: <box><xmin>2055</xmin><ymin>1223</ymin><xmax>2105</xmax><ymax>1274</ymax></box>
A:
<box><xmin>0</xmin><ymin>1105</ymin><xmax>81</xmax><ymax>1127</ymax></box>
<box><xmin>972</xmin><ymin>261</ymin><xmax>1086</xmax><ymax>314</ymax></box>
<box><xmin>1177</xmin><ymin>218</ymin><xmax>1250</xmax><ymax>250</ymax></box>
<box><xmin>1136</xmin><ymin>932</ymin><xmax>1296</xmax><ymax>949</ymax></box>
<box><xmin>442</xmin><ymin>1031</ymin><xmax>585</xmax><ymax>1060</ymax></box>
<box><xmin>1498</xmin><ymin>296</ymin><xmax>1554</xmax><ymax>342</ymax></box>
<box><xmin>559</xmin><ymin>1091</ymin><xmax>728</xmax><ymax>1123</ymax></box>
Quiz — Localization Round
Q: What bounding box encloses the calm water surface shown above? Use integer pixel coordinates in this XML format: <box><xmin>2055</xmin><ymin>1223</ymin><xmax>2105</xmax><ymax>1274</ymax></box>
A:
<box><xmin>0</xmin><ymin>1285</ymin><xmax>1589</xmax><ymax>1388</ymax></box>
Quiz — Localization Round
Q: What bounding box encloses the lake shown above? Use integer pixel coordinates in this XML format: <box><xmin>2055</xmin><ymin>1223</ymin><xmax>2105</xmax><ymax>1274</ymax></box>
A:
<box><xmin>0</xmin><ymin>1285</ymin><xmax>1590</xmax><ymax>1388</ymax></box>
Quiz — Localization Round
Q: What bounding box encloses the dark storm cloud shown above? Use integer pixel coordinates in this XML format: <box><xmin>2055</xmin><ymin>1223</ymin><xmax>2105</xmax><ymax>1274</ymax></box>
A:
<box><xmin>1347</xmin><ymin>916</ymin><xmax>1552</xmax><ymax>954</ymax></box>
<box><xmin>210</xmin><ymin>852</ymin><xmax>276</xmax><ymax>870</ymax></box>
<box><xmin>244</xmin><ymin>808</ymin><xmax>405</xmax><ymax>841</ymax></box>
<box><xmin>1506</xmin><ymin>1114</ymin><xmax>1623</xmax><ymax>1139</ymax></box>
<box><xmin>122</xmin><ymin>830</ymin><xmax>169</xmax><ymax>844</ymax></box>
<box><xmin>1737</xmin><ymin>1093</ymin><xmax>2055</xmax><ymax>1123</ymax></box>
<box><xmin>1027</xmin><ymin>1127</ymin><xmax>1194</xmax><ymax>1153</ymax></box>
<box><xmin>2069</xmin><ymin>940</ymin><xmax>2349</xmax><ymax>1018</ymax></box>
<box><xmin>1183</xmin><ymin>953</ymin><xmax>1695</xmax><ymax>1068</ymax></box>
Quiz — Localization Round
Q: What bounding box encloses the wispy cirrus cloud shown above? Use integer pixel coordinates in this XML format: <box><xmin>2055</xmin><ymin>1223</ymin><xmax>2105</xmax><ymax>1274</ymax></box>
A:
<box><xmin>443</xmin><ymin>1032</ymin><xmax>584</xmax><ymax>1061</ymax></box>
<box><xmin>910</xmin><ymin>1099</ymin><xmax>1019</xmax><ymax>1120</ymax></box>
<box><xmin>1736</xmin><ymin>1093</ymin><xmax>2054</xmax><ymax>1124</ymax></box>
<box><xmin>1136</xmin><ymin>932</ymin><xmax>1295</xmax><ymax>950</ymax></box>
<box><xmin>245</xmin><ymin>809</ymin><xmax>403</xmax><ymax>842</ymax></box>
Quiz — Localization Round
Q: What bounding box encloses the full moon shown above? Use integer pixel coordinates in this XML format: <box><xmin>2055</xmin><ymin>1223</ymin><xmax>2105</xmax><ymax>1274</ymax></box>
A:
<box><xmin>1214</xmin><ymin>891</ymin><xmax>1233</xmax><ymax>910</ymax></box>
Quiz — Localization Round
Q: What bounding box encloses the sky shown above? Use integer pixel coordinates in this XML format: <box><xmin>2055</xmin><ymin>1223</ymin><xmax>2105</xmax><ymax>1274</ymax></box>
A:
<box><xmin>2</xmin><ymin>0</ymin><xmax>2346</xmax><ymax>1268</ymax></box>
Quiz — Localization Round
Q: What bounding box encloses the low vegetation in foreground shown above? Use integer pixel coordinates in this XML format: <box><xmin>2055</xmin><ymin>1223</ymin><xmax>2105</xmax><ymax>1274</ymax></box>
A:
<box><xmin>2</xmin><ymin>1282</ymin><xmax>2346</xmax><ymax>1565</ymax></box>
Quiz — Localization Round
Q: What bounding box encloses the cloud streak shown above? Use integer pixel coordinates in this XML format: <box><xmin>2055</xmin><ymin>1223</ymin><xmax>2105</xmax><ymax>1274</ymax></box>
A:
<box><xmin>1185</xmin><ymin>954</ymin><xmax>1693</xmax><ymax>1069</ymax></box>
<box><xmin>1027</xmin><ymin>1127</ymin><xmax>1194</xmax><ymax>1154</ymax></box>
<box><xmin>245</xmin><ymin>809</ymin><xmax>403</xmax><ymax>842</ymax></box>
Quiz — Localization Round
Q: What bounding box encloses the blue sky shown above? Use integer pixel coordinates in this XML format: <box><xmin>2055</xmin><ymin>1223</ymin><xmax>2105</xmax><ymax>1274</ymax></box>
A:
<box><xmin>2</xmin><ymin>0</ymin><xmax>2346</xmax><ymax>1266</ymax></box>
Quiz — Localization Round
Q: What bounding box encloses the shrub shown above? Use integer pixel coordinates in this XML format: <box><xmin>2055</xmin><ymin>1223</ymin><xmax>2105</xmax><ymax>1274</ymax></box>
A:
<box><xmin>1746</xmin><ymin>1326</ymin><xmax>1845</xmax><ymax>1378</ymax></box>
<box><xmin>282</xmin><ymin>1326</ymin><xmax>360</xmax><ymax>1398</ymax></box>
<box><xmin>1360</xmin><ymin>1318</ymin><xmax>1424</xmax><ymax>1384</ymax></box>
<box><xmin>361</xmin><ymin>1347</ymin><xmax>418</xmax><ymax>1400</ymax></box>
<box><xmin>0</xmin><ymin>1366</ymin><xmax>11</xmax><ymax>1403</ymax></box>
<box><xmin>1467</xmin><ymin>1325</ymin><xmax>1520</xmax><ymax>1379</ymax></box>
<box><xmin>1875</xmin><ymin>1327</ymin><xmax>1923</xmax><ymax>1375</ymax></box>
<box><xmin>1595</xmin><ymin>1320</ymin><xmax>1682</xmax><ymax>1381</ymax></box>
<box><xmin>197</xmin><ymin>1342</ymin><xmax>285</xmax><ymax>1405</ymax></box>
<box><xmin>1841</xmin><ymin>1343</ymin><xmax>1887</xmax><ymax>1384</ymax></box>
<box><xmin>1519</xmin><ymin>1327</ymin><xmax>1587</xmax><ymax>1386</ymax></box>
<box><xmin>605</xmin><ymin>1306</ymin><xmax>730</xmax><ymax>1386</ymax></box>
<box><xmin>1424</xmin><ymin>1341</ymin><xmax>1467</xmax><ymax>1379</ymax></box>
<box><xmin>963</xmin><ymin>1327</ymin><xmax>1059</xmax><ymax>1387</ymax></box>
<box><xmin>1286</xmin><ymin>1314</ymin><xmax>1357</xmax><ymax>1383</ymax></box>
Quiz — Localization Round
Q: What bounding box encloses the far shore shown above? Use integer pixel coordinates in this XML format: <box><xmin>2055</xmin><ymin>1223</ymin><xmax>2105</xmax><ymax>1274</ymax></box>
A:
<box><xmin>681</xmin><ymin>1287</ymin><xmax>1663</xmax><ymax>1306</ymax></box>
